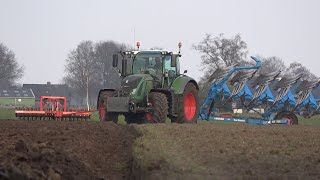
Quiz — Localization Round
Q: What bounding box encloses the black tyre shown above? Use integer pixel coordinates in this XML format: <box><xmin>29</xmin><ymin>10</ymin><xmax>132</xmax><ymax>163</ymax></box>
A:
<box><xmin>176</xmin><ymin>83</ymin><xmax>199</xmax><ymax>123</ymax></box>
<box><xmin>97</xmin><ymin>91</ymin><xmax>118</xmax><ymax>123</ymax></box>
<box><xmin>144</xmin><ymin>92</ymin><xmax>168</xmax><ymax>123</ymax></box>
<box><xmin>274</xmin><ymin>111</ymin><xmax>298</xmax><ymax>125</ymax></box>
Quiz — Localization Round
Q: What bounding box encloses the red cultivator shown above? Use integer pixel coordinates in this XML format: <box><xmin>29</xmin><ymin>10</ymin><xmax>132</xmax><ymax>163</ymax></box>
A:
<box><xmin>15</xmin><ymin>96</ymin><xmax>91</xmax><ymax>120</ymax></box>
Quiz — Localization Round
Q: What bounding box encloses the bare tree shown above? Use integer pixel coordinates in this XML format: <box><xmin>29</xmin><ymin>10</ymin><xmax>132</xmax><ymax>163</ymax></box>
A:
<box><xmin>94</xmin><ymin>41</ymin><xmax>128</xmax><ymax>89</ymax></box>
<box><xmin>257</xmin><ymin>56</ymin><xmax>286</xmax><ymax>75</ymax></box>
<box><xmin>0</xmin><ymin>43</ymin><xmax>24</xmax><ymax>87</ymax></box>
<box><xmin>64</xmin><ymin>40</ymin><xmax>129</xmax><ymax>107</ymax></box>
<box><xmin>193</xmin><ymin>33</ymin><xmax>248</xmax><ymax>77</ymax></box>
<box><xmin>285</xmin><ymin>62</ymin><xmax>317</xmax><ymax>80</ymax></box>
<box><xmin>194</xmin><ymin>34</ymin><xmax>248</xmax><ymax>105</ymax></box>
<box><xmin>64</xmin><ymin>41</ymin><xmax>98</xmax><ymax>110</ymax></box>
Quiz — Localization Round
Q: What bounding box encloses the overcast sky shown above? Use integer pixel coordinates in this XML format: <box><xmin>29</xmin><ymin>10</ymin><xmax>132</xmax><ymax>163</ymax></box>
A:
<box><xmin>1</xmin><ymin>0</ymin><xmax>319</xmax><ymax>84</ymax></box>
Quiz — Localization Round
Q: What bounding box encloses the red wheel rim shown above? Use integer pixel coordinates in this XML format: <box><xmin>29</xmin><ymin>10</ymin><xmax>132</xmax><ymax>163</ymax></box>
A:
<box><xmin>146</xmin><ymin>113</ymin><xmax>153</xmax><ymax>121</ymax></box>
<box><xmin>283</xmin><ymin>116</ymin><xmax>293</xmax><ymax>125</ymax></box>
<box><xmin>184</xmin><ymin>92</ymin><xmax>196</xmax><ymax>121</ymax></box>
<box><xmin>100</xmin><ymin>101</ymin><xmax>105</xmax><ymax>121</ymax></box>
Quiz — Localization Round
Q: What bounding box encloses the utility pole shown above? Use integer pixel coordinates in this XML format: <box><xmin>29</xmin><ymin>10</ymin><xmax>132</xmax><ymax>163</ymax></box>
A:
<box><xmin>133</xmin><ymin>27</ymin><xmax>135</xmax><ymax>49</ymax></box>
<box><xmin>104</xmin><ymin>51</ymin><xmax>108</xmax><ymax>87</ymax></box>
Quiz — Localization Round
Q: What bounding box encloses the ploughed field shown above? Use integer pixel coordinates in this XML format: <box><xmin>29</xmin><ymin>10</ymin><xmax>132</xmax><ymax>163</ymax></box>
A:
<box><xmin>0</xmin><ymin>121</ymin><xmax>136</xmax><ymax>180</ymax></box>
<box><xmin>0</xmin><ymin>120</ymin><xmax>320</xmax><ymax>179</ymax></box>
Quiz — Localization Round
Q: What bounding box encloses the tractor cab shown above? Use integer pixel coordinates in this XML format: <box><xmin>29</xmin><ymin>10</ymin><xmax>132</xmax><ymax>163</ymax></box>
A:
<box><xmin>113</xmin><ymin>50</ymin><xmax>181</xmax><ymax>89</ymax></box>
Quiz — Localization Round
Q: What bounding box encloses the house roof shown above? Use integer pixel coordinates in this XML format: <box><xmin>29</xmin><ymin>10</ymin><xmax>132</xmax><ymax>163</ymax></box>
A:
<box><xmin>22</xmin><ymin>83</ymin><xmax>70</xmax><ymax>99</ymax></box>
<box><xmin>0</xmin><ymin>89</ymin><xmax>35</xmax><ymax>98</ymax></box>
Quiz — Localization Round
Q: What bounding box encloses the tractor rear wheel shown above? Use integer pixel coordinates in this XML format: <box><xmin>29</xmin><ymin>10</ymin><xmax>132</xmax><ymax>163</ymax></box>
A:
<box><xmin>98</xmin><ymin>91</ymin><xmax>118</xmax><ymax>123</ymax></box>
<box><xmin>176</xmin><ymin>83</ymin><xmax>199</xmax><ymax>123</ymax></box>
<box><xmin>145</xmin><ymin>92</ymin><xmax>168</xmax><ymax>123</ymax></box>
<box><xmin>274</xmin><ymin>111</ymin><xmax>298</xmax><ymax>125</ymax></box>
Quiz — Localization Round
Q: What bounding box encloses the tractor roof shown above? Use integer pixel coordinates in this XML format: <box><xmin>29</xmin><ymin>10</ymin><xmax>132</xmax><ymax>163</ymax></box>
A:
<box><xmin>126</xmin><ymin>50</ymin><xmax>177</xmax><ymax>55</ymax></box>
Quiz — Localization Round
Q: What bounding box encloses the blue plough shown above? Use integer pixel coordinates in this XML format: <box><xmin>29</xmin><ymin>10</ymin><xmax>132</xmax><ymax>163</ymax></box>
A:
<box><xmin>199</xmin><ymin>56</ymin><xmax>320</xmax><ymax>125</ymax></box>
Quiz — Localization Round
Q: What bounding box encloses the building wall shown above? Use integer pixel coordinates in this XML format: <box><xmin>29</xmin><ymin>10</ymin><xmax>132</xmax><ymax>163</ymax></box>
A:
<box><xmin>0</xmin><ymin>98</ymin><xmax>35</xmax><ymax>106</ymax></box>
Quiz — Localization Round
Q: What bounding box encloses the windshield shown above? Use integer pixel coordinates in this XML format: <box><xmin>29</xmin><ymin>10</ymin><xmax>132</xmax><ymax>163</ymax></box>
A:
<box><xmin>132</xmin><ymin>53</ymin><xmax>163</xmax><ymax>76</ymax></box>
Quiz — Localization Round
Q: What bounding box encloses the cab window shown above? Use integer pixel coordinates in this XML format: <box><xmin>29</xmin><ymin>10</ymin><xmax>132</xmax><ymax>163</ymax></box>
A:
<box><xmin>164</xmin><ymin>55</ymin><xmax>177</xmax><ymax>79</ymax></box>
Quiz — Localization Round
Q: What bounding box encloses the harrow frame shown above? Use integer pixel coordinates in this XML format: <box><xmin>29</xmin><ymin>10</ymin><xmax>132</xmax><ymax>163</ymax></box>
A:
<box><xmin>15</xmin><ymin>96</ymin><xmax>91</xmax><ymax>120</ymax></box>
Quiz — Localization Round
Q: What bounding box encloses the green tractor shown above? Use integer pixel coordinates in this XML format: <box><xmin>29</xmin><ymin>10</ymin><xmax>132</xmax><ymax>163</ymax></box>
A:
<box><xmin>97</xmin><ymin>43</ymin><xmax>199</xmax><ymax>124</ymax></box>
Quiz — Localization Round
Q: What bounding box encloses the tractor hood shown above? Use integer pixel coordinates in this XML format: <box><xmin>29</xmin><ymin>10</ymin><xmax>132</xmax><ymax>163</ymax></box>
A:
<box><xmin>120</xmin><ymin>74</ymin><xmax>154</xmax><ymax>98</ymax></box>
<box><xmin>121</xmin><ymin>75</ymin><xmax>143</xmax><ymax>94</ymax></box>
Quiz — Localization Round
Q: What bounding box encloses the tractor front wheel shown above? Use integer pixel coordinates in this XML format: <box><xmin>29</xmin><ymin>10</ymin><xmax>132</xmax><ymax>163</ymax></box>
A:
<box><xmin>145</xmin><ymin>92</ymin><xmax>168</xmax><ymax>123</ymax></box>
<box><xmin>124</xmin><ymin>93</ymin><xmax>167</xmax><ymax>124</ymax></box>
<box><xmin>98</xmin><ymin>91</ymin><xmax>118</xmax><ymax>123</ymax></box>
<box><xmin>176</xmin><ymin>83</ymin><xmax>199</xmax><ymax>123</ymax></box>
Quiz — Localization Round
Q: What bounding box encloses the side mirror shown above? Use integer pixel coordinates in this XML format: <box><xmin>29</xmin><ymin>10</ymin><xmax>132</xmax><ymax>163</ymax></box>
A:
<box><xmin>112</xmin><ymin>54</ymin><xmax>118</xmax><ymax>67</ymax></box>
<box><xmin>171</xmin><ymin>54</ymin><xmax>177</xmax><ymax>67</ymax></box>
<box><xmin>168</xmin><ymin>70</ymin><xmax>176</xmax><ymax>78</ymax></box>
<box><xmin>122</xmin><ymin>59</ymin><xmax>128</xmax><ymax>76</ymax></box>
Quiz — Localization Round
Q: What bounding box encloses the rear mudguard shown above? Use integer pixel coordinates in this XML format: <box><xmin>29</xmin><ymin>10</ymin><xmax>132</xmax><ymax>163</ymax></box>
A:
<box><xmin>170</xmin><ymin>76</ymin><xmax>199</xmax><ymax>95</ymax></box>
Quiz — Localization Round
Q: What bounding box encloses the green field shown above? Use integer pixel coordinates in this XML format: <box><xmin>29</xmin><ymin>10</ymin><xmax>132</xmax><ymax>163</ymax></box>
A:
<box><xmin>0</xmin><ymin>108</ymin><xmax>17</xmax><ymax>120</ymax></box>
<box><xmin>0</xmin><ymin>98</ymin><xmax>35</xmax><ymax>106</ymax></box>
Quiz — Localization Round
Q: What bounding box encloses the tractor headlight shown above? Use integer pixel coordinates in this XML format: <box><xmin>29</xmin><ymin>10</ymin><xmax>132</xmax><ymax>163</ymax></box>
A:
<box><xmin>130</xmin><ymin>88</ymin><xmax>137</xmax><ymax>95</ymax></box>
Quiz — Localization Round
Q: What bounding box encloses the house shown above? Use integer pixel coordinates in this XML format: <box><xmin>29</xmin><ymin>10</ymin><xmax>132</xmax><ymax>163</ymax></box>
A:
<box><xmin>22</xmin><ymin>82</ymin><xmax>70</xmax><ymax>104</ymax></box>
<box><xmin>0</xmin><ymin>88</ymin><xmax>35</xmax><ymax>106</ymax></box>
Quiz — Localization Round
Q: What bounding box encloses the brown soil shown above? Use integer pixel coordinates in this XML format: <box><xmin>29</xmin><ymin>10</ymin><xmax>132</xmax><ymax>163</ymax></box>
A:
<box><xmin>0</xmin><ymin>120</ymin><xmax>136</xmax><ymax>180</ymax></box>
<box><xmin>1</xmin><ymin>120</ymin><xmax>320</xmax><ymax>179</ymax></box>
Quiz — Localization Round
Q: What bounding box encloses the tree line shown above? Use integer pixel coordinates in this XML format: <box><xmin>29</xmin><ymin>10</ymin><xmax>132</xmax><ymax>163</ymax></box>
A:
<box><xmin>0</xmin><ymin>43</ymin><xmax>24</xmax><ymax>88</ymax></box>
<box><xmin>63</xmin><ymin>40</ymin><xmax>129</xmax><ymax>110</ymax></box>
<box><xmin>0</xmin><ymin>34</ymin><xmax>318</xmax><ymax>109</ymax></box>
<box><xmin>193</xmin><ymin>33</ymin><xmax>318</xmax><ymax>105</ymax></box>
<box><xmin>194</xmin><ymin>33</ymin><xmax>316</xmax><ymax>82</ymax></box>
